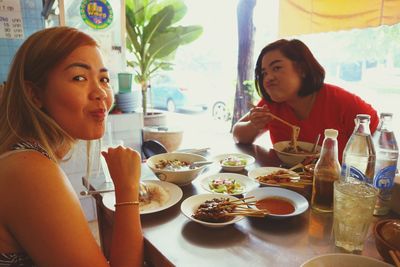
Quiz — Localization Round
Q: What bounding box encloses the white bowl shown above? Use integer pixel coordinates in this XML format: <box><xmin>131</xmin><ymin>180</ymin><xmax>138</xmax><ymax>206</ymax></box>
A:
<box><xmin>180</xmin><ymin>193</ymin><xmax>244</xmax><ymax>227</ymax></box>
<box><xmin>146</xmin><ymin>152</ymin><xmax>208</xmax><ymax>186</ymax></box>
<box><xmin>273</xmin><ymin>141</ymin><xmax>321</xmax><ymax>167</ymax></box>
<box><xmin>200</xmin><ymin>173</ymin><xmax>259</xmax><ymax>195</ymax></box>
<box><xmin>301</xmin><ymin>253</ymin><xmax>392</xmax><ymax>267</ymax></box>
<box><xmin>213</xmin><ymin>153</ymin><xmax>255</xmax><ymax>172</ymax></box>
<box><xmin>244</xmin><ymin>187</ymin><xmax>309</xmax><ymax>218</ymax></box>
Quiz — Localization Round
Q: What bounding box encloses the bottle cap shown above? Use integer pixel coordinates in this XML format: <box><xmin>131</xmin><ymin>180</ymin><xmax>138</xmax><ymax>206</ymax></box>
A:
<box><xmin>324</xmin><ymin>129</ymin><xmax>338</xmax><ymax>139</ymax></box>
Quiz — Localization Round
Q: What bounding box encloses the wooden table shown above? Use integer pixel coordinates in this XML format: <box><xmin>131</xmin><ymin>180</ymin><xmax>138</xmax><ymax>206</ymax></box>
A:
<box><xmin>89</xmin><ymin>135</ymin><xmax>398</xmax><ymax>267</ymax></box>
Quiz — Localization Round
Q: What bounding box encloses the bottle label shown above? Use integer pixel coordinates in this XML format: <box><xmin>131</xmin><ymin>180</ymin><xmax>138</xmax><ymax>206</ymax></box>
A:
<box><xmin>373</xmin><ymin>165</ymin><xmax>396</xmax><ymax>189</ymax></box>
<box><xmin>341</xmin><ymin>163</ymin><xmax>367</xmax><ymax>182</ymax></box>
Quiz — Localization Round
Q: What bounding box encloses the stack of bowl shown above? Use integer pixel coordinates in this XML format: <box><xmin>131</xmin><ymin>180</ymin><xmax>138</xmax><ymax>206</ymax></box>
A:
<box><xmin>115</xmin><ymin>91</ymin><xmax>140</xmax><ymax>113</ymax></box>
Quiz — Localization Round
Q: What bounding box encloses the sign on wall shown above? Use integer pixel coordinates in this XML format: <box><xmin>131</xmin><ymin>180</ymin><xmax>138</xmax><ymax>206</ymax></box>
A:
<box><xmin>80</xmin><ymin>0</ymin><xmax>113</xmax><ymax>30</ymax></box>
<box><xmin>0</xmin><ymin>0</ymin><xmax>24</xmax><ymax>39</ymax></box>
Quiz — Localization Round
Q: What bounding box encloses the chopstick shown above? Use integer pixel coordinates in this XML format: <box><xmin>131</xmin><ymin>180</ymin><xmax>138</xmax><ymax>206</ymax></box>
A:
<box><xmin>268</xmin><ymin>113</ymin><xmax>297</xmax><ymax>129</ymax></box>
<box><xmin>390</xmin><ymin>250</ymin><xmax>400</xmax><ymax>267</ymax></box>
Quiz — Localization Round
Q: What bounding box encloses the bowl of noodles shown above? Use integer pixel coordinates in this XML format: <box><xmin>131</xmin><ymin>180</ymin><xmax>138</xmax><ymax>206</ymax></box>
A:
<box><xmin>147</xmin><ymin>152</ymin><xmax>208</xmax><ymax>186</ymax></box>
<box><xmin>273</xmin><ymin>141</ymin><xmax>321</xmax><ymax>167</ymax></box>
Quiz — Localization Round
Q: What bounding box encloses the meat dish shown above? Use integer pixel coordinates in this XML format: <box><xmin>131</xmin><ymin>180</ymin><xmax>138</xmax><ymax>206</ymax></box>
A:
<box><xmin>192</xmin><ymin>198</ymin><xmax>235</xmax><ymax>223</ymax></box>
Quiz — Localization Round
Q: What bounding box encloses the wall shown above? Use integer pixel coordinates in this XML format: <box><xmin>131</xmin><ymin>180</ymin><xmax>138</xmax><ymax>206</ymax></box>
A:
<box><xmin>0</xmin><ymin>0</ymin><xmax>44</xmax><ymax>83</ymax></box>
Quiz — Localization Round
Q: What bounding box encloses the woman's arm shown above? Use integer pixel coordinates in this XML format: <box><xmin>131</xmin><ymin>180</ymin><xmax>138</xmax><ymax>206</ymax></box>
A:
<box><xmin>4</xmin><ymin>152</ymin><xmax>110</xmax><ymax>267</ymax></box>
<box><xmin>232</xmin><ymin>106</ymin><xmax>272</xmax><ymax>144</ymax></box>
<box><xmin>102</xmin><ymin>147</ymin><xmax>143</xmax><ymax>267</ymax></box>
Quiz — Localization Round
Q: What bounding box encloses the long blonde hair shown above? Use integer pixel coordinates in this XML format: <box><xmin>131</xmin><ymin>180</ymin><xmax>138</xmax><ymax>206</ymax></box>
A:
<box><xmin>0</xmin><ymin>27</ymin><xmax>98</xmax><ymax>161</ymax></box>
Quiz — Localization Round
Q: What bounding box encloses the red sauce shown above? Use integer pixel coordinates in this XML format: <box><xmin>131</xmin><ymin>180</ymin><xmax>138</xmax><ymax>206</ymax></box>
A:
<box><xmin>255</xmin><ymin>197</ymin><xmax>295</xmax><ymax>215</ymax></box>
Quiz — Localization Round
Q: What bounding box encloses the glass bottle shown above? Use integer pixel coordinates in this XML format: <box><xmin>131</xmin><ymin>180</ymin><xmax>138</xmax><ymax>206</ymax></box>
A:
<box><xmin>341</xmin><ymin>114</ymin><xmax>376</xmax><ymax>184</ymax></box>
<box><xmin>372</xmin><ymin>113</ymin><xmax>399</xmax><ymax>215</ymax></box>
<box><xmin>311</xmin><ymin>129</ymin><xmax>341</xmax><ymax>212</ymax></box>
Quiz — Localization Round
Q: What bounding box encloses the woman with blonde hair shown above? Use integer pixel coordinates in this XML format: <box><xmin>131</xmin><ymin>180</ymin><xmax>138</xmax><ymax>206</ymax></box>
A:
<box><xmin>0</xmin><ymin>26</ymin><xmax>143</xmax><ymax>266</ymax></box>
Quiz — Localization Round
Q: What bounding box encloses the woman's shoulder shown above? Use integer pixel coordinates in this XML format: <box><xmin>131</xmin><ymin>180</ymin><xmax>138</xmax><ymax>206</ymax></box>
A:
<box><xmin>0</xmin><ymin>150</ymin><xmax>61</xmax><ymax>190</ymax></box>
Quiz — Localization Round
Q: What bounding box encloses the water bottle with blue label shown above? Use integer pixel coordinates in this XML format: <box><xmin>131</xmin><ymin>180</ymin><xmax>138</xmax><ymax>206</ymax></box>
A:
<box><xmin>341</xmin><ymin>114</ymin><xmax>376</xmax><ymax>184</ymax></box>
<box><xmin>372</xmin><ymin>113</ymin><xmax>399</xmax><ymax>215</ymax></box>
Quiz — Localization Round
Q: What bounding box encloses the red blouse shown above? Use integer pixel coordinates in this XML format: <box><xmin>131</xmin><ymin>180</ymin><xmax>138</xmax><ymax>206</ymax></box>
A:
<box><xmin>257</xmin><ymin>83</ymin><xmax>379</xmax><ymax>162</ymax></box>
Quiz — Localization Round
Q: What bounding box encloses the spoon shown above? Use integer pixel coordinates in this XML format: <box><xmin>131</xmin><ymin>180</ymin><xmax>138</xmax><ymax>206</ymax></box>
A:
<box><xmin>189</xmin><ymin>161</ymin><xmax>214</xmax><ymax>169</ymax></box>
<box><xmin>311</xmin><ymin>134</ymin><xmax>321</xmax><ymax>153</ymax></box>
<box><xmin>80</xmin><ymin>181</ymin><xmax>151</xmax><ymax>203</ymax></box>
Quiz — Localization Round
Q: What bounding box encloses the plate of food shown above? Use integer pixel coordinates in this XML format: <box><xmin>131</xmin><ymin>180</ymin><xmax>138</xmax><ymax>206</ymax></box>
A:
<box><xmin>248</xmin><ymin>167</ymin><xmax>302</xmax><ymax>186</ymax></box>
<box><xmin>103</xmin><ymin>180</ymin><xmax>183</xmax><ymax>214</ymax></box>
<box><xmin>200</xmin><ymin>173</ymin><xmax>259</xmax><ymax>195</ymax></box>
<box><xmin>213</xmin><ymin>153</ymin><xmax>255</xmax><ymax>172</ymax></box>
<box><xmin>180</xmin><ymin>194</ymin><xmax>246</xmax><ymax>227</ymax></box>
<box><xmin>244</xmin><ymin>187</ymin><xmax>309</xmax><ymax>218</ymax></box>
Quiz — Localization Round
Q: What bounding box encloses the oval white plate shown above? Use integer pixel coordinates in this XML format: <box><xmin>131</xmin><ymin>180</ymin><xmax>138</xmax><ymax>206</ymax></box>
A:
<box><xmin>213</xmin><ymin>153</ymin><xmax>255</xmax><ymax>172</ymax></box>
<box><xmin>248</xmin><ymin>167</ymin><xmax>300</xmax><ymax>186</ymax></box>
<box><xmin>244</xmin><ymin>187</ymin><xmax>309</xmax><ymax>218</ymax></box>
<box><xmin>301</xmin><ymin>253</ymin><xmax>392</xmax><ymax>267</ymax></box>
<box><xmin>200</xmin><ymin>173</ymin><xmax>259</xmax><ymax>195</ymax></box>
<box><xmin>103</xmin><ymin>180</ymin><xmax>183</xmax><ymax>215</ymax></box>
<box><xmin>180</xmin><ymin>193</ymin><xmax>244</xmax><ymax>228</ymax></box>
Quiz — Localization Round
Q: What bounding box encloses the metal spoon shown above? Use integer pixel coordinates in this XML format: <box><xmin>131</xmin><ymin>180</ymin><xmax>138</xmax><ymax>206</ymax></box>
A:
<box><xmin>189</xmin><ymin>161</ymin><xmax>214</xmax><ymax>169</ymax></box>
<box><xmin>311</xmin><ymin>134</ymin><xmax>321</xmax><ymax>153</ymax></box>
<box><xmin>80</xmin><ymin>181</ymin><xmax>151</xmax><ymax>203</ymax></box>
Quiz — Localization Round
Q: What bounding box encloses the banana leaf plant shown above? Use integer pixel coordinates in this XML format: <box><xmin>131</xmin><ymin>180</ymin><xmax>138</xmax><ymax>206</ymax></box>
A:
<box><xmin>126</xmin><ymin>0</ymin><xmax>203</xmax><ymax>115</ymax></box>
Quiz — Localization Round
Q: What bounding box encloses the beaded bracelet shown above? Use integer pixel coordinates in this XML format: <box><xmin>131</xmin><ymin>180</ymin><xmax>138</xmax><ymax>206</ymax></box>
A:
<box><xmin>114</xmin><ymin>201</ymin><xmax>140</xmax><ymax>207</ymax></box>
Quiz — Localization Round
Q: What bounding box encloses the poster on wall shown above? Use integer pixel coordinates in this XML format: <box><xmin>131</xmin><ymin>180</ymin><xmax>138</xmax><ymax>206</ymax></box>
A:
<box><xmin>80</xmin><ymin>0</ymin><xmax>113</xmax><ymax>30</ymax></box>
<box><xmin>0</xmin><ymin>0</ymin><xmax>24</xmax><ymax>39</ymax></box>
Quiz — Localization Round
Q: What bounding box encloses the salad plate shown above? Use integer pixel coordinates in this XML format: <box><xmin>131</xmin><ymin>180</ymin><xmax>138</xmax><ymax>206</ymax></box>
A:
<box><xmin>213</xmin><ymin>153</ymin><xmax>255</xmax><ymax>172</ymax></box>
<box><xmin>180</xmin><ymin>193</ymin><xmax>244</xmax><ymax>228</ymax></box>
<box><xmin>200</xmin><ymin>173</ymin><xmax>259</xmax><ymax>195</ymax></box>
<box><xmin>103</xmin><ymin>180</ymin><xmax>183</xmax><ymax>214</ymax></box>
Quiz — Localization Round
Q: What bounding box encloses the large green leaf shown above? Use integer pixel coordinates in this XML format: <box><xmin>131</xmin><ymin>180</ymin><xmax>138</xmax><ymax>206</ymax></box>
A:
<box><xmin>148</xmin><ymin>31</ymin><xmax>180</xmax><ymax>59</ymax></box>
<box><xmin>126</xmin><ymin>0</ymin><xmax>147</xmax><ymax>26</ymax></box>
<box><xmin>147</xmin><ymin>0</ymin><xmax>186</xmax><ymax>24</ymax></box>
<box><xmin>126</xmin><ymin>6</ymin><xmax>141</xmax><ymax>53</ymax></box>
<box><xmin>171</xmin><ymin>25</ymin><xmax>203</xmax><ymax>45</ymax></box>
<box><xmin>143</xmin><ymin>6</ymin><xmax>174</xmax><ymax>45</ymax></box>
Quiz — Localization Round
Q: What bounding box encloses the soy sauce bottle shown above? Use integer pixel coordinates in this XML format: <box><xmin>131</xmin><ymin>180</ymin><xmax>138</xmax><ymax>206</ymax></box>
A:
<box><xmin>311</xmin><ymin>129</ymin><xmax>341</xmax><ymax>212</ymax></box>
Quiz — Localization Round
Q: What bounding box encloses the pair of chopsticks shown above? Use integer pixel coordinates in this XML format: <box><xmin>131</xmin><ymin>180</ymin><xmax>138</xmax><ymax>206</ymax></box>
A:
<box><xmin>390</xmin><ymin>250</ymin><xmax>400</xmax><ymax>267</ymax></box>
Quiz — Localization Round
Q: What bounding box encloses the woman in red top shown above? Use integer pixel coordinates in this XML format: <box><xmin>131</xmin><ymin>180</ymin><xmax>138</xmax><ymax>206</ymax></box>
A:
<box><xmin>232</xmin><ymin>39</ymin><xmax>379</xmax><ymax>162</ymax></box>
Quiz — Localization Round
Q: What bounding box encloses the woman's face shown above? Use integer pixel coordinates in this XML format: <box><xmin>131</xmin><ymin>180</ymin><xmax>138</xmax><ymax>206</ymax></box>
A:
<box><xmin>261</xmin><ymin>49</ymin><xmax>303</xmax><ymax>103</ymax></box>
<box><xmin>41</xmin><ymin>45</ymin><xmax>113</xmax><ymax>140</ymax></box>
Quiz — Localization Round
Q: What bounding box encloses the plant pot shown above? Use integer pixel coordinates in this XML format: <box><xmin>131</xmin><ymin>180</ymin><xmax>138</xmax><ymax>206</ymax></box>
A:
<box><xmin>142</xmin><ymin>126</ymin><xmax>183</xmax><ymax>152</ymax></box>
<box><xmin>144</xmin><ymin>111</ymin><xmax>167</xmax><ymax>126</ymax></box>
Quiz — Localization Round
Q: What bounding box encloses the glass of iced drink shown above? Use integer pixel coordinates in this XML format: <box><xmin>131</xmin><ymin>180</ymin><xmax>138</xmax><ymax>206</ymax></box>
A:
<box><xmin>333</xmin><ymin>180</ymin><xmax>378</xmax><ymax>252</ymax></box>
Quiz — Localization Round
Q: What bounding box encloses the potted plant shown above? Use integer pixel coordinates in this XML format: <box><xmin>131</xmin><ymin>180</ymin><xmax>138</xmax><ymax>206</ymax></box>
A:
<box><xmin>126</xmin><ymin>0</ymin><xmax>203</xmax><ymax>119</ymax></box>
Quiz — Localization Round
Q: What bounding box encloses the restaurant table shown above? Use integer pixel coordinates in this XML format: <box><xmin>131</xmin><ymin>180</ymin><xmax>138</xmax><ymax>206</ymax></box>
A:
<box><xmin>87</xmin><ymin>134</ymin><xmax>399</xmax><ymax>267</ymax></box>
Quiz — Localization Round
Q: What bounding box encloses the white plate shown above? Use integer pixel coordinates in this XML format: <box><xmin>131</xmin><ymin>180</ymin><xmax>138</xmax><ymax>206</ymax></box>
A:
<box><xmin>180</xmin><ymin>193</ymin><xmax>244</xmax><ymax>227</ymax></box>
<box><xmin>244</xmin><ymin>187</ymin><xmax>309</xmax><ymax>218</ymax></box>
<box><xmin>200</xmin><ymin>173</ymin><xmax>259</xmax><ymax>195</ymax></box>
<box><xmin>301</xmin><ymin>253</ymin><xmax>392</xmax><ymax>267</ymax></box>
<box><xmin>213</xmin><ymin>153</ymin><xmax>255</xmax><ymax>172</ymax></box>
<box><xmin>102</xmin><ymin>180</ymin><xmax>183</xmax><ymax>215</ymax></box>
<box><xmin>248</xmin><ymin>167</ymin><xmax>300</xmax><ymax>186</ymax></box>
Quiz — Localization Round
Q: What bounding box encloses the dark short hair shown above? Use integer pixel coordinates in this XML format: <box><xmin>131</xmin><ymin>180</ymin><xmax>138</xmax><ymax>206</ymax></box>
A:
<box><xmin>254</xmin><ymin>39</ymin><xmax>325</xmax><ymax>102</ymax></box>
